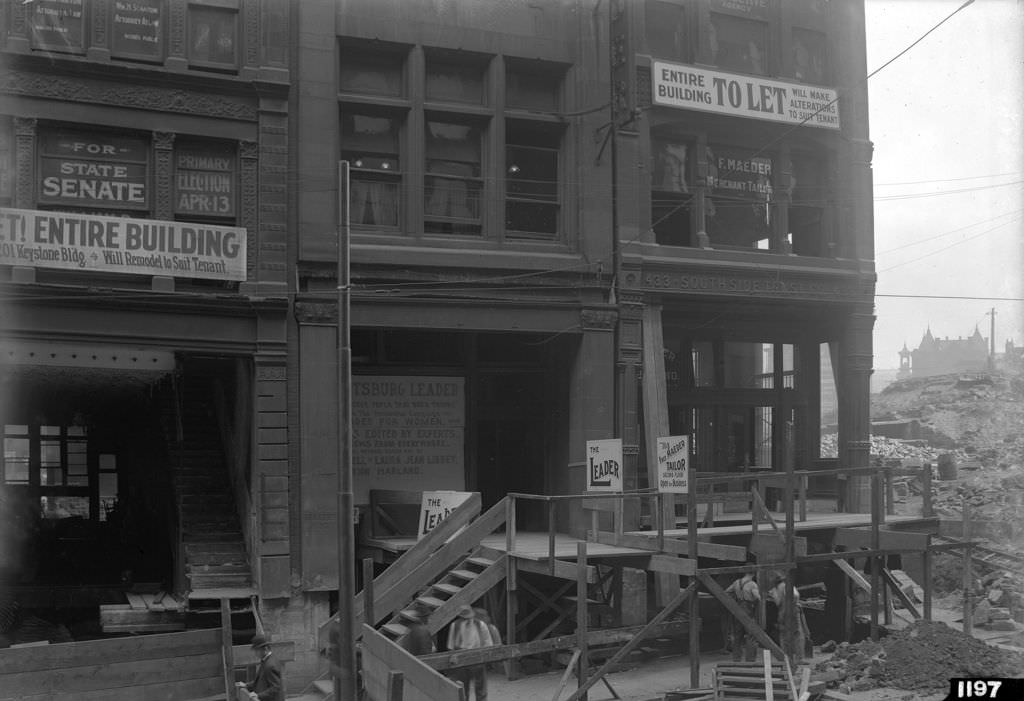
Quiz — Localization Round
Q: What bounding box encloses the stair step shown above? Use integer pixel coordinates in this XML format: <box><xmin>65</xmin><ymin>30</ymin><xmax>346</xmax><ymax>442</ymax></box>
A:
<box><xmin>186</xmin><ymin>563</ymin><xmax>250</xmax><ymax>575</ymax></box>
<box><xmin>398</xmin><ymin>608</ymin><xmax>426</xmax><ymax>623</ymax></box>
<box><xmin>381</xmin><ymin>623</ymin><xmax>408</xmax><ymax>638</ymax></box>
<box><xmin>188</xmin><ymin>573</ymin><xmax>253</xmax><ymax>589</ymax></box>
<box><xmin>432</xmin><ymin>583</ymin><xmax>461</xmax><ymax>596</ymax></box>
<box><xmin>415</xmin><ymin>595</ymin><xmax>446</xmax><ymax>610</ymax></box>
<box><xmin>466</xmin><ymin>557</ymin><xmax>496</xmax><ymax>568</ymax></box>
<box><xmin>449</xmin><ymin>569</ymin><xmax>479</xmax><ymax>581</ymax></box>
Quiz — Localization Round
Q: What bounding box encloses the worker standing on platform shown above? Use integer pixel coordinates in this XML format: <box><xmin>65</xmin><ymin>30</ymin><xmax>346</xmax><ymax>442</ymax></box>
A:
<box><xmin>725</xmin><ymin>571</ymin><xmax>761</xmax><ymax>662</ymax></box>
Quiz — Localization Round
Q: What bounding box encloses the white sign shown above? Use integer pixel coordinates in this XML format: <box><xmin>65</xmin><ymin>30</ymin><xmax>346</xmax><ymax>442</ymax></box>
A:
<box><xmin>652</xmin><ymin>61</ymin><xmax>840</xmax><ymax>130</ymax></box>
<box><xmin>656</xmin><ymin>435</ymin><xmax>690</xmax><ymax>494</ymax></box>
<box><xmin>418</xmin><ymin>491</ymin><xmax>473</xmax><ymax>539</ymax></box>
<box><xmin>586</xmin><ymin>438</ymin><xmax>623</xmax><ymax>492</ymax></box>
<box><xmin>352</xmin><ymin>376</ymin><xmax>465</xmax><ymax>504</ymax></box>
<box><xmin>0</xmin><ymin>207</ymin><xmax>247</xmax><ymax>281</ymax></box>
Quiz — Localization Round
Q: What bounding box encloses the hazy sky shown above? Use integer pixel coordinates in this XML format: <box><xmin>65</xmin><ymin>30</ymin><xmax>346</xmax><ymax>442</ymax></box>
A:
<box><xmin>864</xmin><ymin>0</ymin><xmax>1024</xmax><ymax>368</ymax></box>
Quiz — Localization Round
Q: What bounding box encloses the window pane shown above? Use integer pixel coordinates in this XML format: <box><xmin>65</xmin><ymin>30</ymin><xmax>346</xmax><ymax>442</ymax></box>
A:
<box><xmin>426</xmin><ymin>60</ymin><xmax>485</xmax><ymax>104</ymax></box>
<box><xmin>342</xmin><ymin>113</ymin><xmax>402</xmax><ymax>227</ymax></box>
<box><xmin>425</xmin><ymin>121</ymin><xmax>482</xmax><ymax>233</ymax></box>
<box><xmin>790</xmin><ymin>153</ymin><xmax>827</xmax><ymax>256</ymax></box>
<box><xmin>710</xmin><ymin>13</ymin><xmax>768</xmax><ymax>75</ymax></box>
<box><xmin>792</xmin><ymin>28</ymin><xmax>828</xmax><ymax>84</ymax></box>
<box><xmin>40</xmin><ymin>467</ymin><xmax>64</xmax><ymax>486</ymax></box>
<box><xmin>706</xmin><ymin>146</ymin><xmax>773</xmax><ymax>249</ymax></box>
<box><xmin>41</xmin><ymin>496</ymin><xmax>89</xmax><ymax>520</ymax></box>
<box><xmin>41</xmin><ymin>425</ymin><xmax>61</xmax><ymax>436</ymax></box>
<box><xmin>646</xmin><ymin>1</ymin><xmax>689</xmax><ymax>61</ymax></box>
<box><xmin>40</xmin><ymin>440</ymin><xmax>61</xmax><ymax>467</ymax></box>
<box><xmin>506</xmin><ymin>122</ymin><xmax>560</xmax><ymax>238</ymax></box>
<box><xmin>506</xmin><ymin>63</ymin><xmax>561</xmax><ymax>111</ymax></box>
<box><xmin>652</xmin><ymin>140</ymin><xmax>692</xmax><ymax>246</ymax></box>
<box><xmin>99</xmin><ymin>454</ymin><xmax>117</xmax><ymax>471</ymax></box>
<box><xmin>723</xmin><ymin>342</ymin><xmax>772</xmax><ymax>389</ymax></box>
<box><xmin>67</xmin><ymin>425</ymin><xmax>86</xmax><ymax>437</ymax></box>
<box><xmin>189</xmin><ymin>7</ymin><xmax>237</xmax><ymax>66</ymax></box>
<box><xmin>3</xmin><ymin>437</ymin><xmax>29</xmax><ymax>483</ymax></box>
<box><xmin>5</xmin><ymin>425</ymin><xmax>28</xmax><ymax>435</ymax></box>
<box><xmin>340</xmin><ymin>51</ymin><xmax>405</xmax><ymax>96</ymax></box>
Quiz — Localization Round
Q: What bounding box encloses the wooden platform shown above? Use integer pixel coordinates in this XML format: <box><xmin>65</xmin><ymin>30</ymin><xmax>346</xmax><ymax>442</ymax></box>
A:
<box><xmin>654</xmin><ymin>511</ymin><xmax>937</xmax><ymax>538</ymax></box>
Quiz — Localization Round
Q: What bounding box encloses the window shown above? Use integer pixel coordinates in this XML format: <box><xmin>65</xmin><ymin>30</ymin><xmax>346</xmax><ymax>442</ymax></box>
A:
<box><xmin>505</xmin><ymin>121</ymin><xmax>560</xmax><ymax>239</ymax></box>
<box><xmin>651</xmin><ymin>138</ymin><xmax>692</xmax><ymax>246</ymax></box>
<box><xmin>426</xmin><ymin>58</ymin><xmax>485</xmax><ymax>105</ymax></box>
<box><xmin>506</xmin><ymin>62</ymin><xmax>561</xmax><ymax>112</ymax></box>
<box><xmin>340</xmin><ymin>49</ymin><xmax>406</xmax><ymax>97</ymax></box>
<box><xmin>111</xmin><ymin>0</ymin><xmax>164</xmax><ymax>62</ymax></box>
<box><xmin>705</xmin><ymin>145</ymin><xmax>773</xmax><ymax>249</ymax></box>
<box><xmin>3</xmin><ymin>425</ymin><xmax>30</xmax><ymax>484</ymax></box>
<box><xmin>792</xmin><ymin>28</ymin><xmax>828</xmax><ymax>84</ymax></box>
<box><xmin>342</xmin><ymin>112</ymin><xmax>402</xmax><ymax>228</ymax></box>
<box><xmin>188</xmin><ymin>4</ymin><xmax>238</xmax><ymax>70</ymax></box>
<box><xmin>99</xmin><ymin>453</ymin><xmax>119</xmax><ymax>520</ymax></box>
<box><xmin>424</xmin><ymin>119</ymin><xmax>482</xmax><ymax>235</ymax></box>
<box><xmin>709</xmin><ymin>13</ymin><xmax>769</xmax><ymax>76</ymax></box>
<box><xmin>0</xmin><ymin>119</ymin><xmax>12</xmax><ymax>207</ymax></box>
<box><xmin>28</xmin><ymin>0</ymin><xmax>86</xmax><ymax>54</ymax></box>
<box><xmin>646</xmin><ymin>1</ymin><xmax>690</xmax><ymax>61</ymax></box>
<box><xmin>789</xmin><ymin>153</ymin><xmax>827</xmax><ymax>256</ymax></box>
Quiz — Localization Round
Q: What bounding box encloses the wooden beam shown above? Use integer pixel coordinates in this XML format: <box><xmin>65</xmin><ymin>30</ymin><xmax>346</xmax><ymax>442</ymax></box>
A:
<box><xmin>361</xmin><ymin>625</ymin><xmax>464</xmax><ymax>701</ymax></box>
<box><xmin>833</xmin><ymin>528</ymin><xmax>929</xmax><ymax>551</ymax></box>
<box><xmin>418</xmin><ymin>620</ymin><xmax>692</xmax><ymax>671</ymax></box>
<box><xmin>594</xmin><ymin>530</ymin><xmax>747</xmax><ymax>562</ymax></box>
<box><xmin>516</xmin><ymin>558</ymin><xmax>598</xmax><ymax>583</ymax></box>
<box><xmin>697</xmin><ymin>572</ymin><xmax>785</xmax><ymax>659</ymax></box>
<box><xmin>646</xmin><ymin>554</ymin><xmax>697</xmax><ymax>576</ymax></box>
<box><xmin>881</xmin><ymin>568</ymin><xmax>921</xmax><ymax>619</ymax></box>
<box><xmin>834</xmin><ymin>558</ymin><xmax>871</xmax><ymax>593</ymax></box>
<box><xmin>561</xmin><ymin>583</ymin><xmax>698</xmax><ymax>701</ymax></box>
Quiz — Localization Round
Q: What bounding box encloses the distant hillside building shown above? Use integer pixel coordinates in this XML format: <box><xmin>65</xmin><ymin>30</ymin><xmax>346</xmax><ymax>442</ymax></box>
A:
<box><xmin>900</xmin><ymin>326</ymin><xmax>989</xmax><ymax>377</ymax></box>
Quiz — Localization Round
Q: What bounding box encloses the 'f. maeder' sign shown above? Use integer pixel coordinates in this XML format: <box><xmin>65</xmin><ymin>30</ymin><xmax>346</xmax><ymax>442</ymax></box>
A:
<box><xmin>657</xmin><ymin>435</ymin><xmax>690</xmax><ymax>494</ymax></box>
<box><xmin>652</xmin><ymin>60</ymin><xmax>840</xmax><ymax>130</ymax></box>
<box><xmin>0</xmin><ymin>208</ymin><xmax>246</xmax><ymax>281</ymax></box>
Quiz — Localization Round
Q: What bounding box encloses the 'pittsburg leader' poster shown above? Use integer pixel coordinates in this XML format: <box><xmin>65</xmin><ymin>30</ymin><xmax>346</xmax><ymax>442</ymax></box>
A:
<box><xmin>352</xmin><ymin>376</ymin><xmax>464</xmax><ymax>504</ymax></box>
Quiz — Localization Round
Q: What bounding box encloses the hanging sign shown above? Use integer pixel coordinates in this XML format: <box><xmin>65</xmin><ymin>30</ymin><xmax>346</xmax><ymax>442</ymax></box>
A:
<box><xmin>656</xmin><ymin>435</ymin><xmax>690</xmax><ymax>494</ymax></box>
<box><xmin>652</xmin><ymin>60</ymin><xmax>840</xmax><ymax>130</ymax></box>
<box><xmin>418</xmin><ymin>491</ymin><xmax>473</xmax><ymax>539</ymax></box>
<box><xmin>0</xmin><ymin>207</ymin><xmax>246</xmax><ymax>281</ymax></box>
<box><xmin>586</xmin><ymin>438</ymin><xmax>623</xmax><ymax>492</ymax></box>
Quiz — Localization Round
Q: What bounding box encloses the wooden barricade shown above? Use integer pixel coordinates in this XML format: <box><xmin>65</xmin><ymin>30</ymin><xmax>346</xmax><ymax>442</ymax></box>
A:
<box><xmin>361</xmin><ymin>624</ymin><xmax>465</xmax><ymax>701</ymax></box>
<box><xmin>0</xmin><ymin>628</ymin><xmax>225</xmax><ymax>701</ymax></box>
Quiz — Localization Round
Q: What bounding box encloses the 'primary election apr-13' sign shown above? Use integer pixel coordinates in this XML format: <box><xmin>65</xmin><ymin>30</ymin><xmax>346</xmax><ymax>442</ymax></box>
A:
<box><xmin>656</xmin><ymin>435</ymin><xmax>690</xmax><ymax>494</ymax></box>
<box><xmin>652</xmin><ymin>60</ymin><xmax>840</xmax><ymax>130</ymax></box>
<box><xmin>586</xmin><ymin>438</ymin><xmax>623</xmax><ymax>492</ymax></box>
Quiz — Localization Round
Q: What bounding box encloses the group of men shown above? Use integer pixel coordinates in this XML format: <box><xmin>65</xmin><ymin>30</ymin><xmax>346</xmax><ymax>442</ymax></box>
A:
<box><xmin>725</xmin><ymin>570</ymin><xmax>810</xmax><ymax>662</ymax></box>
<box><xmin>404</xmin><ymin>604</ymin><xmax>500</xmax><ymax>701</ymax></box>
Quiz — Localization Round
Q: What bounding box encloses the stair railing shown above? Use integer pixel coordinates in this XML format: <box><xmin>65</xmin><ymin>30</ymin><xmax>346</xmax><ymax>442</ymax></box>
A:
<box><xmin>317</xmin><ymin>493</ymin><xmax>512</xmax><ymax>654</ymax></box>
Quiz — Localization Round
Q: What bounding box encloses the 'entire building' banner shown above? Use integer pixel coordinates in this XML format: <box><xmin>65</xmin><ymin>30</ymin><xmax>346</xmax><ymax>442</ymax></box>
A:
<box><xmin>0</xmin><ymin>207</ymin><xmax>247</xmax><ymax>281</ymax></box>
<box><xmin>651</xmin><ymin>60</ymin><xmax>840</xmax><ymax>130</ymax></box>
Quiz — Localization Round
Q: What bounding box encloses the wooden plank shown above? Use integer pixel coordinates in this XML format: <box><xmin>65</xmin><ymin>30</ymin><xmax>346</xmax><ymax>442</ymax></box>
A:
<box><xmin>834</xmin><ymin>558</ymin><xmax>871</xmax><ymax>593</ymax></box>
<box><xmin>647</xmin><ymin>554</ymin><xmax>698</xmax><ymax>576</ymax></box>
<box><xmin>0</xmin><ymin>628</ymin><xmax>220</xmax><ymax>675</ymax></box>
<box><xmin>1</xmin><ymin>651</ymin><xmax>221</xmax><ymax>697</ymax></box>
<box><xmin>594</xmin><ymin>530</ymin><xmax>747</xmax><ymax>562</ymax></box>
<box><xmin>426</xmin><ymin>556</ymin><xmax>508</xmax><ymax>635</ymax></box>
<box><xmin>881</xmin><ymin>568</ymin><xmax>922</xmax><ymax>619</ymax></box>
<box><xmin>833</xmin><ymin>528</ymin><xmax>929</xmax><ymax>551</ymax></box>
<box><xmin>36</xmin><ymin>676</ymin><xmax>223</xmax><ymax>701</ymax></box>
<box><xmin>561</xmin><ymin>583</ymin><xmax>697</xmax><ymax>701</ymax></box>
<box><xmin>419</xmin><ymin>620</ymin><xmax>691</xmax><ymax>671</ymax></box>
<box><xmin>362</xmin><ymin>625</ymin><xmax>464</xmax><ymax>701</ymax></box>
<box><xmin>509</xmin><ymin>556</ymin><xmax>599</xmax><ymax>583</ymax></box>
<box><xmin>697</xmin><ymin>572</ymin><xmax>785</xmax><ymax>659</ymax></box>
<box><xmin>125</xmin><ymin>592</ymin><xmax>148</xmax><ymax>610</ymax></box>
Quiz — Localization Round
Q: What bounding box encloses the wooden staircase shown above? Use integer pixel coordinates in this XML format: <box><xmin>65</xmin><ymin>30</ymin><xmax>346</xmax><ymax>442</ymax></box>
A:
<box><xmin>168</xmin><ymin>372</ymin><xmax>254</xmax><ymax>600</ymax></box>
<box><xmin>307</xmin><ymin>494</ymin><xmax>509</xmax><ymax>701</ymax></box>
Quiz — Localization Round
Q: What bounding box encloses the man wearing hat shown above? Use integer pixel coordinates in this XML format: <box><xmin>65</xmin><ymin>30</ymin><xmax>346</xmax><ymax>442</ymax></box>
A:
<box><xmin>235</xmin><ymin>633</ymin><xmax>283</xmax><ymax>701</ymax></box>
<box><xmin>446</xmin><ymin>604</ymin><xmax>495</xmax><ymax>700</ymax></box>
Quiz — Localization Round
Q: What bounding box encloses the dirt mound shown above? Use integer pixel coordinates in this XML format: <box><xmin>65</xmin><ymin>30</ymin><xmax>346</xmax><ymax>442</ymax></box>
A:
<box><xmin>815</xmin><ymin>620</ymin><xmax>1024</xmax><ymax>692</ymax></box>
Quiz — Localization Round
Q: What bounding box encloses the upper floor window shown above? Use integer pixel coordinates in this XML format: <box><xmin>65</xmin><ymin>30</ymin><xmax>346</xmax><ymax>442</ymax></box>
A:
<box><xmin>506</xmin><ymin>60</ymin><xmax>562</xmax><ymax>112</ymax></box>
<box><xmin>174</xmin><ymin>140</ymin><xmax>237</xmax><ymax>221</ymax></box>
<box><xmin>651</xmin><ymin>138</ymin><xmax>692</xmax><ymax>246</ymax></box>
<box><xmin>424</xmin><ymin>119</ymin><xmax>483</xmax><ymax>235</ymax></box>
<box><xmin>28</xmin><ymin>0</ymin><xmax>86</xmax><ymax>55</ymax></box>
<box><xmin>505</xmin><ymin>120</ymin><xmax>560</xmax><ymax>239</ymax></box>
<box><xmin>705</xmin><ymin>144</ymin><xmax>773</xmax><ymax>250</ymax></box>
<box><xmin>645</xmin><ymin>1</ymin><xmax>690</xmax><ymax>62</ymax></box>
<box><xmin>792</xmin><ymin>28</ymin><xmax>828</xmax><ymax>84</ymax></box>
<box><xmin>189</xmin><ymin>3</ymin><xmax>238</xmax><ymax>70</ymax></box>
<box><xmin>0</xmin><ymin>119</ymin><xmax>13</xmax><ymax>207</ymax></box>
<box><xmin>340</xmin><ymin>47</ymin><xmax>407</xmax><ymax>97</ymax></box>
<box><xmin>710</xmin><ymin>12</ymin><xmax>769</xmax><ymax>76</ymax></box>
<box><xmin>342</xmin><ymin>111</ymin><xmax>402</xmax><ymax>228</ymax></box>
<box><xmin>789</xmin><ymin>152</ymin><xmax>828</xmax><ymax>256</ymax></box>
<box><xmin>38</xmin><ymin>129</ymin><xmax>151</xmax><ymax>213</ymax></box>
<box><xmin>426</xmin><ymin>56</ymin><xmax>486</xmax><ymax>105</ymax></box>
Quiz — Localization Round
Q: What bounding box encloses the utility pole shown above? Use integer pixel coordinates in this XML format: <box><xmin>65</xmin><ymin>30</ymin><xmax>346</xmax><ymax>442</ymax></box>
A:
<box><xmin>986</xmin><ymin>307</ymin><xmax>996</xmax><ymax>370</ymax></box>
<box><xmin>335</xmin><ymin>160</ymin><xmax>357</xmax><ymax>701</ymax></box>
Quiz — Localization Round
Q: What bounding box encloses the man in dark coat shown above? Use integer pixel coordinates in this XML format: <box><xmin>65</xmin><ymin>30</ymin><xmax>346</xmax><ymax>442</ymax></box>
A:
<box><xmin>236</xmin><ymin>633</ymin><xmax>284</xmax><ymax>701</ymax></box>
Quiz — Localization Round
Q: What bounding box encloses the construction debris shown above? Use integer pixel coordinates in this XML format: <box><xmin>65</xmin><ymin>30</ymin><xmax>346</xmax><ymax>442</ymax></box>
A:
<box><xmin>813</xmin><ymin>620</ymin><xmax>1024</xmax><ymax>694</ymax></box>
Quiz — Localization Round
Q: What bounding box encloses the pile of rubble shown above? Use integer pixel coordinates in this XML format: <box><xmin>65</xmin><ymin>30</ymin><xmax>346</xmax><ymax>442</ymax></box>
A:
<box><xmin>818</xmin><ymin>433</ymin><xmax>963</xmax><ymax>463</ymax></box>
<box><xmin>814</xmin><ymin>620</ymin><xmax>1024</xmax><ymax>693</ymax></box>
